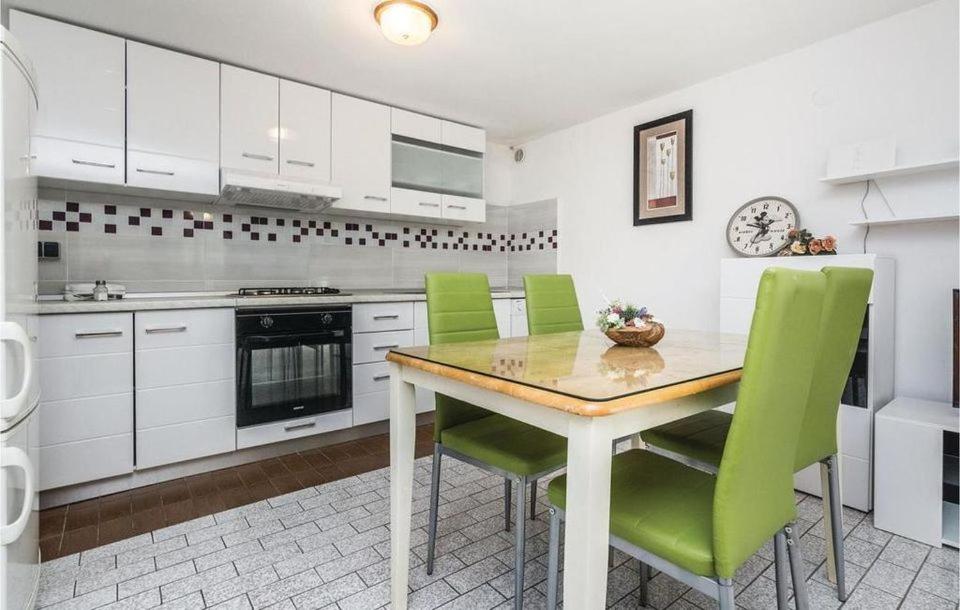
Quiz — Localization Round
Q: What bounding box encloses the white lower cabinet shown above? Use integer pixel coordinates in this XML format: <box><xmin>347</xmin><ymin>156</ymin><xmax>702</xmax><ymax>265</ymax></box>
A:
<box><xmin>353</xmin><ymin>362</ymin><xmax>391</xmax><ymax>426</ymax></box>
<box><xmin>134</xmin><ymin>309</ymin><xmax>236</xmax><ymax>469</ymax></box>
<box><xmin>237</xmin><ymin>411</ymin><xmax>352</xmax><ymax>450</ymax></box>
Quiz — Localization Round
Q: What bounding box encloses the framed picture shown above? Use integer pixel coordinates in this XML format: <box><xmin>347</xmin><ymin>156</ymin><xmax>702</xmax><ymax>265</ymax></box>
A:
<box><xmin>633</xmin><ymin>110</ymin><xmax>693</xmax><ymax>226</ymax></box>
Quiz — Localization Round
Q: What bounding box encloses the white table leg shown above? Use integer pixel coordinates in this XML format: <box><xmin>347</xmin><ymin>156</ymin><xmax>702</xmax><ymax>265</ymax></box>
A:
<box><xmin>389</xmin><ymin>362</ymin><xmax>417</xmax><ymax>609</ymax></box>
<box><xmin>563</xmin><ymin>417</ymin><xmax>613</xmax><ymax>609</ymax></box>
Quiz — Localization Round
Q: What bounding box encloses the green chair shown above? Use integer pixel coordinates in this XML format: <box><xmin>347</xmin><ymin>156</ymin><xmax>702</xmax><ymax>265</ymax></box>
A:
<box><xmin>545</xmin><ymin>267</ymin><xmax>828</xmax><ymax>609</ymax></box>
<box><xmin>641</xmin><ymin>266</ymin><xmax>872</xmax><ymax>602</ymax></box>
<box><xmin>523</xmin><ymin>274</ymin><xmax>584</xmax><ymax>335</ymax></box>
<box><xmin>424</xmin><ymin>272</ymin><xmax>567</xmax><ymax>609</ymax></box>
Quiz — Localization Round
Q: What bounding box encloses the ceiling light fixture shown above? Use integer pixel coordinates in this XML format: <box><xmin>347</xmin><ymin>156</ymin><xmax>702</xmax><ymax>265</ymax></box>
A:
<box><xmin>374</xmin><ymin>0</ymin><xmax>438</xmax><ymax>46</ymax></box>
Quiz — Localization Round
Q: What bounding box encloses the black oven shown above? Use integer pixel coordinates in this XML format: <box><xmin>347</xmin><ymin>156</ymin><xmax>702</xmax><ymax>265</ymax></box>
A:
<box><xmin>236</xmin><ymin>306</ymin><xmax>351</xmax><ymax>427</ymax></box>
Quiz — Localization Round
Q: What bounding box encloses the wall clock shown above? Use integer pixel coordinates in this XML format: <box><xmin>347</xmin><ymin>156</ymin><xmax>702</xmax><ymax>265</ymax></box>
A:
<box><xmin>726</xmin><ymin>196</ymin><xmax>799</xmax><ymax>257</ymax></box>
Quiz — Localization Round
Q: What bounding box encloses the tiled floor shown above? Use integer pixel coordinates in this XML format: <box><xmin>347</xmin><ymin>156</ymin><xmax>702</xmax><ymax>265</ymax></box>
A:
<box><xmin>37</xmin><ymin>443</ymin><xmax>959</xmax><ymax>609</ymax></box>
<box><xmin>39</xmin><ymin>426</ymin><xmax>436</xmax><ymax>561</ymax></box>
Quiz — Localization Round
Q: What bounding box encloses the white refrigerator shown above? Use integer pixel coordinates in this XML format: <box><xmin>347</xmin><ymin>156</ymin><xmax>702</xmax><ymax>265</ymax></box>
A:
<box><xmin>0</xmin><ymin>27</ymin><xmax>41</xmax><ymax>610</ymax></box>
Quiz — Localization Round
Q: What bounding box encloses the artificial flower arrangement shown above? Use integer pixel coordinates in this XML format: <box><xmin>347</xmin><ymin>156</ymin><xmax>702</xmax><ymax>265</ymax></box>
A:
<box><xmin>779</xmin><ymin>228</ymin><xmax>838</xmax><ymax>256</ymax></box>
<box><xmin>596</xmin><ymin>300</ymin><xmax>665</xmax><ymax>347</ymax></box>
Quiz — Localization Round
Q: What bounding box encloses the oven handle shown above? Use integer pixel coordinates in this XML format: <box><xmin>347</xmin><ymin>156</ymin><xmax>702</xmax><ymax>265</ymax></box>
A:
<box><xmin>239</xmin><ymin>330</ymin><xmax>346</xmax><ymax>346</ymax></box>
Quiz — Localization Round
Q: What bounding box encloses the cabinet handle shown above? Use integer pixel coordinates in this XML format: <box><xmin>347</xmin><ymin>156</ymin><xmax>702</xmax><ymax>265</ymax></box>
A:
<box><xmin>373</xmin><ymin>344</ymin><xmax>400</xmax><ymax>351</ymax></box>
<box><xmin>447</xmin><ymin>204</ymin><xmax>467</xmax><ymax>210</ymax></box>
<box><xmin>145</xmin><ymin>325</ymin><xmax>187</xmax><ymax>334</ymax></box>
<box><xmin>136</xmin><ymin>168</ymin><xmax>175</xmax><ymax>176</ymax></box>
<box><xmin>75</xmin><ymin>330</ymin><xmax>123</xmax><ymax>339</ymax></box>
<box><xmin>284</xmin><ymin>421</ymin><xmax>316</xmax><ymax>432</ymax></box>
<box><xmin>373</xmin><ymin>374</ymin><xmax>390</xmax><ymax>381</ymax></box>
<box><xmin>71</xmin><ymin>159</ymin><xmax>115</xmax><ymax>169</ymax></box>
<box><xmin>373</xmin><ymin>314</ymin><xmax>400</xmax><ymax>320</ymax></box>
<box><xmin>418</xmin><ymin>202</ymin><xmax>440</xmax><ymax>208</ymax></box>
<box><xmin>242</xmin><ymin>152</ymin><xmax>275</xmax><ymax>161</ymax></box>
<box><xmin>364</xmin><ymin>195</ymin><xmax>388</xmax><ymax>202</ymax></box>
<box><xmin>285</xmin><ymin>159</ymin><xmax>315</xmax><ymax>167</ymax></box>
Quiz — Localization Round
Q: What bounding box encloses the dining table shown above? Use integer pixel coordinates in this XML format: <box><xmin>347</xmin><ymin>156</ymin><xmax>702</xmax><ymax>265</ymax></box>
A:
<box><xmin>385</xmin><ymin>328</ymin><xmax>748</xmax><ymax>609</ymax></box>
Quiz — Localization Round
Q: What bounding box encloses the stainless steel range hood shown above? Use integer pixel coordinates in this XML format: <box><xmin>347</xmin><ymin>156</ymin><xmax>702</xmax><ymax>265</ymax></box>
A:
<box><xmin>217</xmin><ymin>169</ymin><xmax>342</xmax><ymax>212</ymax></box>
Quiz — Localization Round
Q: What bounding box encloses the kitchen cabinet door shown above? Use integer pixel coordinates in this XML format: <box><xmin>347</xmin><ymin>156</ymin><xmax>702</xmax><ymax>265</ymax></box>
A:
<box><xmin>392</xmin><ymin>108</ymin><xmax>441</xmax><ymax>143</ymax></box>
<box><xmin>331</xmin><ymin>94</ymin><xmax>391</xmax><ymax>213</ymax></box>
<box><xmin>221</xmin><ymin>65</ymin><xmax>280</xmax><ymax>173</ymax></box>
<box><xmin>441</xmin><ymin>194</ymin><xmax>486</xmax><ymax>223</ymax></box>
<box><xmin>10</xmin><ymin>11</ymin><xmax>125</xmax><ymax>184</ymax></box>
<box><xmin>126</xmin><ymin>42</ymin><xmax>219</xmax><ymax>194</ymax></box>
<box><xmin>279</xmin><ymin>79</ymin><xmax>331</xmax><ymax>182</ymax></box>
<box><xmin>441</xmin><ymin>120</ymin><xmax>486</xmax><ymax>153</ymax></box>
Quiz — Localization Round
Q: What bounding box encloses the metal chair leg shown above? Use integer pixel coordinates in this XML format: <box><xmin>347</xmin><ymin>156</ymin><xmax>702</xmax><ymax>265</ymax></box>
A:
<box><xmin>638</xmin><ymin>562</ymin><xmax>650</xmax><ymax>607</ymax></box>
<box><xmin>784</xmin><ymin>523</ymin><xmax>811</xmax><ymax>610</ymax></box>
<box><xmin>825</xmin><ymin>455</ymin><xmax>847</xmax><ymax>601</ymax></box>
<box><xmin>426</xmin><ymin>443</ymin><xmax>442</xmax><ymax>575</ymax></box>
<box><xmin>529</xmin><ymin>478</ymin><xmax>538</xmax><ymax>520</ymax></box>
<box><xmin>514</xmin><ymin>476</ymin><xmax>527</xmax><ymax>610</ymax></box>
<box><xmin>504</xmin><ymin>478</ymin><xmax>512</xmax><ymax>532</ymax></box>
<box><xmin>546</xmin><ymin>507</ymin><xmax>560</xmax><ymax>610</ymax></box>
<box><xmin>774</xmin><ymin>530</ymin><xmax>790</xmax><ymax>609</ymax></box>
<box><xmin>718</xmin><ymin>577</ymin><xmax>735</xmax><ymax>610</ymax></box>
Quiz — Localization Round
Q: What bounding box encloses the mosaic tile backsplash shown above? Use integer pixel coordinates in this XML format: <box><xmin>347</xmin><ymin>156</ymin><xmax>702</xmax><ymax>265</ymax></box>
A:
<box><xmin>37</xmin><ymin>192</ymin><xmax>557</xmax><ymax>294</ymax></box>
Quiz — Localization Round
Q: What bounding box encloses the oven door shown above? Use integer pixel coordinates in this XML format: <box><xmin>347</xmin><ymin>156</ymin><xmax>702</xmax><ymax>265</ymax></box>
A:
<box><xmin>237</xmin><ymin>330</ymin><xmax>351</xmax><ymax>427</ymax></box>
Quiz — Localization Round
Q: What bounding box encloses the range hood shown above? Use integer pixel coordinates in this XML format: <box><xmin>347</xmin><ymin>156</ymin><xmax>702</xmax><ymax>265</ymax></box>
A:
<box><xmin>218</xmin><ymin>169</ymin><xmax>342</xmax><ymax>212</ymax></box>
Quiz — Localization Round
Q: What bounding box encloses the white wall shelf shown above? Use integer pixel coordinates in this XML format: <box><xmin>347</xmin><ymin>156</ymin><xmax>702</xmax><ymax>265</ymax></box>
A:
<box><xmin>821</xmin><ymin>158</ymin><xmax>958</xmax><ymax>185</ymax></box>
<box><xmin>849</xmin><ymin>213</ymin><xmax>960</xmax><ymax>227</ymax></box>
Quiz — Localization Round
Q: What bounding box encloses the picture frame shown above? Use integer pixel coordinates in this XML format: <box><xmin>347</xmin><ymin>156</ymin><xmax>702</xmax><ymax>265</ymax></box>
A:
<box><xmin>633</xmin><ymin>109</ymin><xmax>693</xmax><ymax>226</ymax></box>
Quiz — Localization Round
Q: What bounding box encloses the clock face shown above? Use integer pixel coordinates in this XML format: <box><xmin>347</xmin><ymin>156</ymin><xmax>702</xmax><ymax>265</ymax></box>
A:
<box><xmin>726</xmin><ymin>197</ymin><xmax>799</xmax><ymax>257</ymax></box>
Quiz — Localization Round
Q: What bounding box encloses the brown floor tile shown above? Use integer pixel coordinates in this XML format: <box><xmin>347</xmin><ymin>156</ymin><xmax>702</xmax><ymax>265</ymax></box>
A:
<box><xmin>278</xmin><ymin>452</ymin><xmax>313</xmax><ymax>473</ymax></box>
<box><xmin>244</xmin><ymin>480</ymin><xmax>277</xmax><ymax>502</ymax></box>
<box><xmin>192</xmin><ymin>493</ymin><xmax>228</xmax><ymax>516</ymax></box>
<box><xmin>98</xmin><ymin>516</ymin><xmax>135</xmax><ymax>545</ymax></box>
<box><xmin>157</xmin><ymin>480</ymin><xmax>191</xmax><ymax>505</ymax></box>
<box><xmin>99</xmin><ymin>492</ymin><xmax>132</xmax><ymax>522</ymax></box>
<box><xmin>270</xmin><ymin>474</ymin><xmax>304</xmax><ymax>496</ymax></box>
<box><xmin>302</xmin><ymin>451</ymin><xmax>334</xmax><ymax>469</ymax></box>
<box><xmin>39</xmin><ymin>535</ymin><xmax>62</xmax><ymax>561</ymax></box>
<box><xmin>258</xmin><ymin>458</ymin><xmax>291</xmax><ymax>478</ymax></box>
<box><xmin>235</xmin><ymin>463</ymin><xmax>268</xmax><ymax>486</ymax></box>
<box><xmin>131</xmin><ymin>486</ymin><xmax>164</xmax><ymax>514</ymax></box>
<box><xmin>184</xmin><ymin>473</ymin><xmax>220</xmax><ymax>498</ymax></box>
<box><xmin>220</xmin><ymin>486</ymin><xmax>254</xmax><ymax>510</ymax></box>
<box><xmin>292</xmin><ymin>468</ymin><xmax>328</xmax><ymax>488</ymax></box>
<box><xmin>211</xmin><ymin>469</ymin><xmax>245</xmax><ymax>492</ymax></box>
<box><xmin>64</xmin><ymin>502</ymin><xmax>99</xmax><ymax>531</ymax></box>
<box><xmin>39</xmin><ymin>506</ymin><xmax>67</xmax><ymax>539</ymax></box>
<box><xmin>162</xmin><ymin>499</ymin><xmax>197</xmax><ymax>526</ymax></box>
<box><xmin>320</xmin><ymin>441</ymin><xmax>370</xmax><ymax>462</ymax></box>
<box><xmin>60</xmin><ymin>524</ymin><xmax>98</xmax><ymax>556</ymax></box>
<box><xmin>131</xmin><ymin>507</ymin><xmax>165</xmax><ymax>534</ymax></box>
<box><xmin>337</xmin><ymin>454</ymin><xmax>387</xmax><ymax>477</ymax></box>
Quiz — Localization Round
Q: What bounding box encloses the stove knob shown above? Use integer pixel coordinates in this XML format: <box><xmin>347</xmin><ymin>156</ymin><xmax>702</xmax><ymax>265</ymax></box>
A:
<box><xmin>260</xmin><ymin>316</ymin><xmax>274</xmax><ymax>329</ymax></box>
<box><xmin>322</xmin><ymin>313</ymin><xmax>333</xmax><ymax>325</ymax></box>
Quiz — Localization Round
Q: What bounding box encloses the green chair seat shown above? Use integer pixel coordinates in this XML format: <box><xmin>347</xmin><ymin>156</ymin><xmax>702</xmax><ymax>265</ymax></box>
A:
<box><xmin>442</xmin><ymin>414</ymin><xmax>567</xmax><ymax>476</ymax></box>
<box><xmin>547</xmin><ymin>449</ymin><xmax>718</xmax><ymax>577</ymax></box>
<box><xmin>642</xmin><ymin>409</ymin><xmax>730</xmax><ymax>468</ymax></box>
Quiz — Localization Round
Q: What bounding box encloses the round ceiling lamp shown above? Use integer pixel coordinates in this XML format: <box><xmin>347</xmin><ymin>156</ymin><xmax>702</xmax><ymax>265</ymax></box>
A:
<box><xmin>374</xmin><ymin>0</ymin><xmax>439</xmax><ymax>46</ymax></box>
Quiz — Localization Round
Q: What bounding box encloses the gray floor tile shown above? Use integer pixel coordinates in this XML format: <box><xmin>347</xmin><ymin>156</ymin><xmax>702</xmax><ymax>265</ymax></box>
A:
<box><xmin>100</xmin><ymin>588</ymin><xmax>161</xmax><ymax>609</ymax></box>
<box><xmin>202</xmin><ymin>566</ymin><xmax>279</xmax><ymax>607</ymax></box>
<box><xmin>839</xmin><ymin>583</ymin><xmax>901</xmax><ymax>609</ymax></box>
<box><xmin>152</xmin><ymin>516</ymin><xmax>217</xmax><ymax>543</ymax></box>
<box><xmin>159</xmin><ymin>563</ymin><xmax>237</xmax><ymax>602</ymax></box>
<box><xmin>860</xmin><ymin>559</ymin><xmax>917</xmax><ymax>598</ymax></box>
<box><xmin>407</xmin><ymin>579</ymin><xmax>460</xmax><ymax>610</ymax></box>
<box><xmin>247</xmin><ymin>568</ymin><xmax>323</xmax><ymax>609</ymax></box>
<box><xmin>337</xmin><ymin>580</ymin><xmax>391</xmax><ymax>610</ymax></box>
<box><xmin>914</xmin><ymin>562</ymin><xmax>960</xmax><ymax>603</ymax></box>
<box><xmin>926</xmin><ymin>546</ymin><xmax>960</xmax><ymax>572</ymax></box>
<box><xmin>75</xmin><ymin>558</ymin><xmax>157</xmax><ymax>596</ymax></box>
<box><xmin>313</xmin><ymin>546</ymin><xmax>379</xmax><ymax>582</ymax></box>
<box><xmin>437</xmin><ymin>583</ymin><xmax>505</xmax><ymax>609</ymax></box>
<box><xmin>193</xmin><ymin>540</ymin><xmax>263</xmax><ymax>574</ymax></box>
<box><xmin>290</xmin><ymin>572</ymin><xmax>366</xmax><ymax>610</ymax></box>
<box><xmin>41</xmin><ymin>585</ymin><xmax>118</xmax><ymax>610</ymax></box>
<box><xmin>117</xmin><ymin>561</ymin><xmax>197</xmax><ymax>600</ymax></box>
<box><xmin>879</xmin><ymin>535</ymin><xmax>931</xmax><ymax>571</ymax></box>
<box><xmin>234</xmin><ymin>542</ymin><xmax>303</xmax><ymax>575</ymax></box>
<box><xmin>900</xmin><ymin>585</ymin><xmax>957</xmax><ymax>610</ymax></box>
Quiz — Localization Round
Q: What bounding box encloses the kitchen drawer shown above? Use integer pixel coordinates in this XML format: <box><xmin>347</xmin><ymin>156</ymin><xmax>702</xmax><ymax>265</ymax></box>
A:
<box><xmin>441</xmin><ymin>121</ymin><xmax>486</xmax><ymax>153</ymax></box>
<box><xmin>136</xmin><ymin>415</ymin><xmax>235</xmax><ymax>469</ymax></box>
<box><xmin>40</xmin><ymin>353</ymin><xmax>133</xmax><ymax>401</ymax></box>
<box><xmin>126</xmin><ymin>150</ymin><xmax>219</xmax><ymax>196</ymax></box>
<box><xmin>353</xmin><ymin>303</ymin><xmax>414</xmax><ymax>333</ymax></box>
<box><xmin>136</xmin><ymin>379</ymin><xmax>234</xmax><ymax>429</ymax></box>
<box><xmin>136</xmin><ymin>343</ymin><xmax>233</xmax><ymax>389</ymax></box>
<box><xmin>353</xmin><ymin>361</ymin><xmax>391</xmax><ymax>396</ymax></box>
<box><xmin>236</xmin><ymin>410</ymin><xmax>352</xmax><ymax>450</ymax></box>
<box><xmin>441</xmin><ymin>195</ymin><xmax>485</xmax><ymax>223</ymax></box>
<box><xmin>354</xmin><ymin>390</ymin><xmax>388</xmax><ymax>426</ymax></box>
<box><xmin>392</xmin><ymin>108</ymin><xmax>441</xmax><ymax>143</ymax></box>
<box><xmin>390</xmin><ymin>187</ymin><xmax>441</xmax><ymax>219</ymax></box>
<box><xmin>136</xmin><ymin>309</ymin><xmax>234</xmax><ymax>350</ymax></box>
<box><xmin>39</xmin><ymin>313</ymin><xmax>132</xmax><ymax>357</ymax></box>
<box><xmin>414</xmin><ymin>302</ymin><xmax>428</xmax><ymax>330</ymax></box>
<box><xmin>31</xmin><ymin>136</ymin><xmax>124</xmax><ymax>185</ymax></box>
<box><xmin>353</xmin><ymin>330</ymin><xmax>414</xmax><ymax>364</ymax></box>
<box><xmin>40</xmin><ymin>434</ymin><xmax>133</xmax><ymax>491</ymax></box>
<box><xmin>510</xmin><ymin>299</ymin><xmax>526</xmax><ymax>317</ymax></box>
<box><xmin>39</xmin><ymin>393</ymin><xmax>132</xmax><ymax>446</ymax></box>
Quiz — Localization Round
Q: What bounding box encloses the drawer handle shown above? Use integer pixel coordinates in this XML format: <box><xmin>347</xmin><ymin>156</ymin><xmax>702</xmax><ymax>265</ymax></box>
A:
<box><xmin>285</xmin><ymin>159</ymin><xmax>315</xmax><ymax>167</ymax></box>
<box><xmin>373</xmin><ymin>374</ymin><xmax>390</xmax><ymax>381</ymax></box>
<box><xmin>284</xmin><ymin>421</ymin><xmax>316</xmax><ymax>432</ymax></box>
<box><xmin>242</xmin><ymin>152</ymin><xmax>275</xmax><ymax>161</ymax></box>
<box><xmin>136</xmin><ymin>168</ymin><xmax>175</xmax><ymax>176</ymax></box>
<box><xmin>418</xmin><ymin>202</ymin><xmax>439</xmax><ymax>207</ymax></box>
<box><xmin>75</xmin><ymin>330</ymin><xmax>123</xmax><ymax>339</ymax></box>
<box><xmin>373</xmin><ymin>315</ymin><xmax>400</xmax><ymax>320</ymax></box>
<box><xmin>71</xmin><ymin>159</ymin><xmax>115</xmax><ymax>169</ymax></box>
<box><xmin>446</xmin><ymin>204</ymin><xmax>467</xmax><ymax>210</ymax></box>
<box><xmin>145</xmin><ymin>325</ymin><xmax>187</xmax><ymax>334</ymax></box>
<box><xmin>373</xmin><ymin>344</ymin><xmax>399</xmax><ymax>351</ymax></box>
<box><xmin>364</xmin><ymin>195</ymin><xmax>388</xmax><ymax>202</ymax></box>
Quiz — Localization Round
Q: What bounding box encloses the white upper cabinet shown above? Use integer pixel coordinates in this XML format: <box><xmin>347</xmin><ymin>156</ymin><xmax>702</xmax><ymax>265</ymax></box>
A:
<box><xmin>10</xmin><ymin>10</ymin><xmax>125</xmax><ymax>184</ymax></box>
<box><xmin>331</xmin><ymin>94</ymin><xmax>391</xmax><ymax>213</ymax></box>
<box><xmin>279</xmin><ymin>79</ymin><xmax>331</xmax><ymax>182</ymax></box>
<box><xmin>392</xmin><ymin>108</ymin><xmax>442</xmax><ymax>143</ymax></box>
<box><xmin>220</xmin><ymin>65</ymin><xmax>280</xmax><ymax>173</ymax></box>
<box><xmin>126</xmin><ymin>42</ymin><xmax>220</xmax><ymax>194</ymax></box>
<box><xmin>442</xmin><ymin>120</ymin><xmax>486</xmax><ymax>153</ymax></box>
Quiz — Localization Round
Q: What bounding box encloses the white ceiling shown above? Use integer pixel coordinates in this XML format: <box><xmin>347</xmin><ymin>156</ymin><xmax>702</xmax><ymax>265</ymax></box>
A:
<box><xmin>5</xmin><ymin>0</ymin><xmax>935</xmax><ymax>143</ymax></box>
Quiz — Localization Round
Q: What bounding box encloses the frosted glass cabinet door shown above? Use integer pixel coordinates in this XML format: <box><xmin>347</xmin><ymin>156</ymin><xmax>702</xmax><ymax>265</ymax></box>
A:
<box><xmin>279</xmin><ymin>79</ymin><xmax>332</xmax><ymax>182</ymax></box>
<box><xmin>221</xmin><ymin>65</ymin><xmax>280</xmax><ymax>173</ymax></box>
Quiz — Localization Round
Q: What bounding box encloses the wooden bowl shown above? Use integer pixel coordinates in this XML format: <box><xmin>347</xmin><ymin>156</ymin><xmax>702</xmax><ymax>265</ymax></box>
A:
<box><xmin>604</xmin><ymin>323</ymin><xmax>665</xmax><ymax>348</ymax></box>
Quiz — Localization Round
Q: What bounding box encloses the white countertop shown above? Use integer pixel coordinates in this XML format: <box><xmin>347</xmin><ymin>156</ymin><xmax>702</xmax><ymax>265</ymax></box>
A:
<box><xmin>37</xmin><ymin>289</ymin><xmax>525</xmax><ymax>314</ymax></box>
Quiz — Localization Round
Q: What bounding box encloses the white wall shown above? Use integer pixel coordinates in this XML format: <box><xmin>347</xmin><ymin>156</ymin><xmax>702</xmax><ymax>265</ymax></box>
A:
<box><xmin>509</xmin><ymin>0</ymin><xmax>959</xmax><ymax>402</ymax></box>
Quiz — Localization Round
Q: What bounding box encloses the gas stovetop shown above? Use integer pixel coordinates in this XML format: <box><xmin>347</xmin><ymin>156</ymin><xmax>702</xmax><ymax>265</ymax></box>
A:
<box><xmin>236</xmin><ymin>287</ymin><xmax>347</xmax><ymax>297</ymax></box>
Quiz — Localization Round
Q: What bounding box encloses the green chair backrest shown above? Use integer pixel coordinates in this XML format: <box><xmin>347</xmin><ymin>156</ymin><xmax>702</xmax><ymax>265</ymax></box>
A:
<box><xmin>523</xmin><ymin>274</ymin><xmax>584</xmax><ymax>335</ymax></box>
<box><xmin>425</xmin><ymin>272</ymin><xmax>500</xmax><ymax>442</ymax></box>
<box><xmin>795</xmin><ymin>267</ymin><xmax>873</xmax><ymax>469</ymax></box>
<box><xmin>712</xmin><ymin>268</ymin><xmax>826</xmax><ymax>578</ymax></box>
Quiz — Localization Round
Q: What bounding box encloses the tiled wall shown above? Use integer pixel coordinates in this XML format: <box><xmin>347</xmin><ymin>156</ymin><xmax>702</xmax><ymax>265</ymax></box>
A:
<box><xmin>37</xmin><ymin>190</ymin><xmax>557</xmax><ymax>294</ymax></box>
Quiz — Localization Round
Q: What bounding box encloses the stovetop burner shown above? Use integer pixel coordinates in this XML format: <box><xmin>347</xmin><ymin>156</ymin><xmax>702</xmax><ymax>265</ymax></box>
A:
<box><xmin>237</xmin><ymin>286</ymin><xmax>344</xmax><ymax>297</ymax></box>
